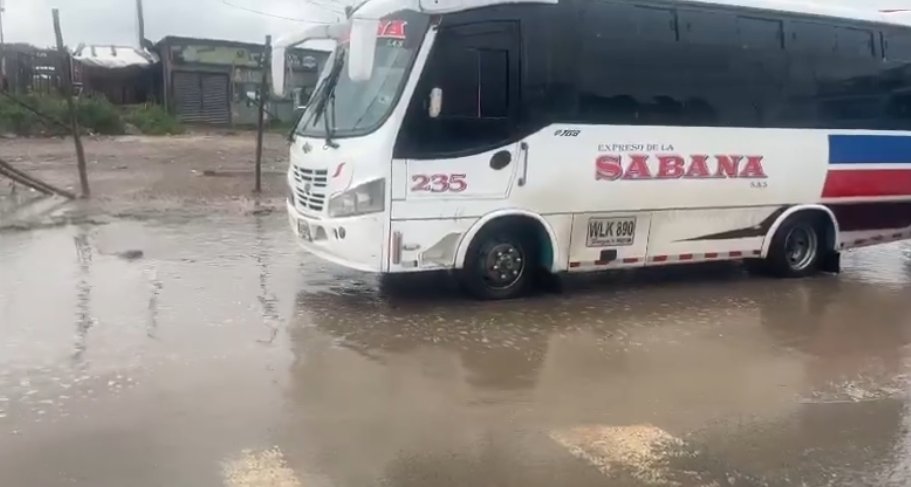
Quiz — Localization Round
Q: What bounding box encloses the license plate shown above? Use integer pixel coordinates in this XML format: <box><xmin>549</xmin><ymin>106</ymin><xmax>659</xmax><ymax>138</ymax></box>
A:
<box><xmin>587</xmin><ymin>217</ymin><xmax>636</xmax><ymax>247</ymax></box>
<box><xmin>297</xmin><ymin>220</ymin><xmax>312</xmax><ymax>241</ymax></box>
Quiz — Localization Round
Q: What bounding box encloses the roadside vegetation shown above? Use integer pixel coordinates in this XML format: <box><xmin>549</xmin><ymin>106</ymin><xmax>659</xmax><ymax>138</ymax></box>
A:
<box><xmin>0</xmin><ymin>94</ymin><xmax>183</xmax><ymax>136</ymax></box>
<box><xmin>123</xmin><ymin>104</ymin><xmax>184</xmax><ymax>135</ymax></box>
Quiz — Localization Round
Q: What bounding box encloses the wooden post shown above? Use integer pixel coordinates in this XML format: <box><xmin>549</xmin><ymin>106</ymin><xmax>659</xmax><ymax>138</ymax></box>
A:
<box><xmin>135</xmin><ymin>0</ymin><xmax>146</xmax><ymax>48</ymax></box>
<box><xmin>53</xmin><ymin>9</ymin><xmax>89</xmax><ymax>198</ymax></box>
<box><xmin>254</xmin><ymin>35</ymin><xmax>271</xmax><ymax>194</ymax></box>
<box><xmin>1</xmin><ymin>0</ymin><xmax>7</xmax><ymax>81</ymax></box>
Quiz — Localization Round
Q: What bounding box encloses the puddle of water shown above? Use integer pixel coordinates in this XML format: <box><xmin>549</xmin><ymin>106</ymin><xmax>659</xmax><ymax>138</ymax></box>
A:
<box><xmin>2</xmin><ymin>215</ymin><xmax>911</xmax><ymax>487</ymax></box>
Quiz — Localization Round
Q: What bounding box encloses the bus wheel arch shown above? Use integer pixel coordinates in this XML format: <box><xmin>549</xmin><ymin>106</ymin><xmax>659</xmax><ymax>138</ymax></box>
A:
<box><xmin>455</xmin><ymin>211</ymin><xmax>559</xmax><ymax>300</ymax></box>
<box><xmin>455</xmin><ymin>211</ymin><xmax>559</xmax><ymax>271</ymax></box>
<box><xmin>759</xmin><ymin>205</ymin><xmax>839</xmax><ymax>277</ymax></box>
<box><xmin>761</xmin><ymin>205</ymin><xmax>839</xmax><ymax>259</ymax></box>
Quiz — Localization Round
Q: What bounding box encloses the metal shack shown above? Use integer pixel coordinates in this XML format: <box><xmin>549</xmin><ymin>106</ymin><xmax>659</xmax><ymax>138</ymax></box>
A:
<box><xmin>156</xmin><ymin>36</ymin><xmax>328</xmax><ymax>125</ymax></box>
<box><xmin>72</xmin><ymin>45</ymin><xmax>159</xmax><ymax>104</ymax></box>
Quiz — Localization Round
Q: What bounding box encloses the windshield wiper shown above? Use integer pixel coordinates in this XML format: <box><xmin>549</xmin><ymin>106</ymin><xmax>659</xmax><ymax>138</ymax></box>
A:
<box><xmin>324</xmin><ymin>90</ymin><xmax>339</xmax><ymax>149</ymax></box>
<box><xmin>312</xmin><ymin>50</ymin><xmax>346</xmax><ymax>149</ymax></box>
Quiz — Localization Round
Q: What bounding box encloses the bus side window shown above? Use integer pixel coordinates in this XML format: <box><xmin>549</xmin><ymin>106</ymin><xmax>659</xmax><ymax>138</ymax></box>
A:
<box><xmin>396</xmin><ymin>21</ymin><xmax>520</xmax><ymax>158</ymax></box>
<box><xmin>885</xmin><ymin>31</ymin><xmax>911</xmax><ymax>62</ymax></box>
<box><xmin>436</xmin><ymin>46</ymin><xmax>509</xmax><ymax>119</ymax></box>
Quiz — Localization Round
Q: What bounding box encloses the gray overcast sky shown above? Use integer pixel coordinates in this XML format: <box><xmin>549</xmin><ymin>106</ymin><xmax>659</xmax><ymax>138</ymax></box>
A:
<box><xmin>2</xmin><ymin>0</ymin><xmax>911</xmax><ymax>48</ymax></box>
<box><xmin>2</xmin><ymin>0</ymin><xmax>347</xmax><ymax>48</ymax></box>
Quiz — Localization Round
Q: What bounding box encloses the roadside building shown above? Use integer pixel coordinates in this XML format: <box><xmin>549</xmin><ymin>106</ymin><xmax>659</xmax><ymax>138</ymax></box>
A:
<box><xmin>155</xmin><ymin>36</ymin><xmax>328</xmax><ymax>125</ymax></box>
<box><xmin>0</xmin><ymin>43</ymin><xmax>65</xmax><ymax>94</ymax></box>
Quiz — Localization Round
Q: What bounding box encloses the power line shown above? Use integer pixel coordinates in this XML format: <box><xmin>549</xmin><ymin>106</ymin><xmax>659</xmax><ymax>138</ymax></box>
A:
<box><xmin>215</xmin><ymin>0</ymin><xmax>340</xmax><ymax>23</ymax></box>
<box><xmin>306</xmin><ymin>0</ymin><xmax>348</xmax><ymax>14</ymax></box>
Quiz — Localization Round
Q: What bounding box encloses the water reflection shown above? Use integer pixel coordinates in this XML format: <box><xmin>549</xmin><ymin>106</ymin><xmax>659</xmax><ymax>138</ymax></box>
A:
<box><xmin>72</xmin><ymin>228</ymin><xmax>94</xmax><ymax>364</ymax></box>
<box><xmin>255</xmin><ymin>214</ymin><xmax>280</xmax><ymax>344</ymax></box>
<box><xmin>144</xmin><ymin>266</ymin><xmax>162</xmax><ymax>339</ymax></box>
<box><xmin>284</xmin><ymin>255</ymin><xmax>911</xmax><ymax>486</ymax></box>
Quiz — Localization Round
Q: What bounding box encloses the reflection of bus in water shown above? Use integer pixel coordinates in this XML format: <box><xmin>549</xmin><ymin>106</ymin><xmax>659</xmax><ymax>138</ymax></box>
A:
<box><xmin>273</xmin><ymin>1</ymin><xmax>911</xmax><ymax>299</ymax></box>
<box><xmin>282</xmin><ymin>278</ymin><xmax>911</xmax><ymax>485</ymax></box>
<box><xmin>291</xmin><ymin>268</ymin><xmax>911</xmax><ymax>405</ymax></box>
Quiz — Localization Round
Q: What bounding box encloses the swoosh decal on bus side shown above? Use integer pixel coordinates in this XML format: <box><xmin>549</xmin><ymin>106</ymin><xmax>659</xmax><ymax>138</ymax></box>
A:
<box><xmin>677</xmin><ymin>207</ymin><xmax>787</xmax><ymax>242</ymax></box>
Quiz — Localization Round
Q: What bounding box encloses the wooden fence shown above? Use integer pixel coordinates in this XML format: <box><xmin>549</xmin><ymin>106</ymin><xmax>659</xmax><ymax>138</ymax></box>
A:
<box><xmin>2</xmin><ymin>49</ymin><xmax>66</xmax><ymax>94</ymax></box>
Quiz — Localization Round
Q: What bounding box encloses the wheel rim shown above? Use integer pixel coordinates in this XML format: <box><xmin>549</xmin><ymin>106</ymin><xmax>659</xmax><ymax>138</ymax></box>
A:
<box><xmin>483</xmin><ymin>243</ymin><xmax>525</xmax><ymax>290</ymax></box>
<box><xmin>784</xmin><ymin>225</ymin><xmax>818</xmax><ymax>271</ymax></box>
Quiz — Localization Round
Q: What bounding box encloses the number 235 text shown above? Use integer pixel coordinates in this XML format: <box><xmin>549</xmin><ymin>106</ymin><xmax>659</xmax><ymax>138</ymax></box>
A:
<box><xmin>411</xmin><ymin>174</ymin><xmax>468</xmax><ymax>193</ymax></box>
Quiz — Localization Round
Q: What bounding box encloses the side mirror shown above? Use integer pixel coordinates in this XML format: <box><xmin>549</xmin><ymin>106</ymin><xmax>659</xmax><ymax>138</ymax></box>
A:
<box><xmin>271</xmin><ymin>46</ymin><xmax>287</xmax><ymax>96</ymax></box>
<box><xmin>348</xmin><ymin>18</ymin><xmax>378</xmax><ymax>81</ymax></box>
<box><xmin>429</xmin><ymin>87</ymin><xmax>442</xmax><ymax>118</ymax></box>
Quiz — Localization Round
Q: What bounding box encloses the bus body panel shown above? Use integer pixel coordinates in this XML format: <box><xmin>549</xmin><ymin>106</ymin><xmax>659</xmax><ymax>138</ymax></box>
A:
<box><xmin>281</xmin><ymin>0</ymin><xmax>911</xmax><ymax>282</ymax></box>
<box><xmin>286</xmin><ymin>22</ymin><xmax>439</xmax><ymax>273</ymax></box>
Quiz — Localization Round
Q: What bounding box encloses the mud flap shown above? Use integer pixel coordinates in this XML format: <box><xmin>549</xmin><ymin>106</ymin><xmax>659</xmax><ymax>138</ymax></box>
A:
<box><xmin>820</xmin><ymin>251</ymin><xmax>841</xmax><ymax>274</ymax></box>
<box><xmin>537</xmin><ymin>269</ymin><xmax>564</xmax><ymax>294</ymax></box>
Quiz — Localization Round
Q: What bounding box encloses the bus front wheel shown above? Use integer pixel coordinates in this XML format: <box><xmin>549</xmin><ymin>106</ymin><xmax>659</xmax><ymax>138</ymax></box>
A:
<box><xmin>460</xmin><ymin>228</ymin><xmax>537</xmax><ymax>300</ymax></box>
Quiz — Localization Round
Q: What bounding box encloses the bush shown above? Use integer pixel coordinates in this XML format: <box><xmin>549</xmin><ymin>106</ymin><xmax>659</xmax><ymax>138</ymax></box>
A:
<box><xmin>76</xmin><ymin>96</ymin><xmax>124</xmax><ymax>135</ymax></box>
<box><xmin>0</xmin><ymin>94</ymin><xmax>180</xmax><ymax>136</ymax></box>
<box><xmin>0</xmin><ymin>93</ymin><xmax>65</xmax><ymax>135</ymax></box>
<box><xmin>124</xmin><ymin>104</ymin><xmax>183</xmax><ymax>135</ymax></box>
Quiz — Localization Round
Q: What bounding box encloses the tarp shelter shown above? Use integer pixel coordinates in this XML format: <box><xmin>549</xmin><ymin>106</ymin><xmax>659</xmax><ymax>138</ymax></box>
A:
<box><xmin>72</xmin><ymin>45</ymin><xmax>160</xmax><ymax>104</ymax></box>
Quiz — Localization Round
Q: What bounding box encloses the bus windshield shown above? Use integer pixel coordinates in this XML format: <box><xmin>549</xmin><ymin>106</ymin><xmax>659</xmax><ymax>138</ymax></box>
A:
<box><xmin>297</xmin><ymin>11</ymin><xmax>430</xmax><ymax>139</ymax></box>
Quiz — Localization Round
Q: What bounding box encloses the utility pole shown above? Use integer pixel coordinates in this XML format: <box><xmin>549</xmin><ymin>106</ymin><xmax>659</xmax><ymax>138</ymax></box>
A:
<box><xmin>53</xmin><ymin>9</ymin><xmax>90</xmax><ymax>198</ymax></box>
<box><xmin>0</xmin><ymin>0</ymin><xmax>7</xmax><ymax>81</ymax></box>
<box><xmin>135</xmin><ymin>0</ymin><xmax>145</xmax><ymax>48</ymax></box>
<box><xmin>254</xmin><ymin>35</ymin><xmax>271</xmax><ymax>194</ymax></box>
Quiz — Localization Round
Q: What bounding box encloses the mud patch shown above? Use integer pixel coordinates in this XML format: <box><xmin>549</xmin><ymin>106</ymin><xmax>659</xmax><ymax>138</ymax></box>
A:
<box><xmin>222</xmin><ymin>447</ymin><xmax>302</xmax><ymax>487</ymax></box>
<box><xmin>552</xmin><ymin>425</ymin><xmax>685</xmax><ymax>485</ymax></box>
<box><xmin>801</xmin><ymin>375</ymin><xmax>909</xmax><ymax>404</ymax></box>
<box><xmin>551</xmin><ymin>424</ymin><xmax>767</xmax><ymax>487</ymax></box>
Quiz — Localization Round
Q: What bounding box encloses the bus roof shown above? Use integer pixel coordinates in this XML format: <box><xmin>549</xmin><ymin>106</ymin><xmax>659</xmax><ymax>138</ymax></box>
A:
<box><xmin>677</xmin><ymin>0</ymin><xmax>911</xmax><ymax>28</ymax></box>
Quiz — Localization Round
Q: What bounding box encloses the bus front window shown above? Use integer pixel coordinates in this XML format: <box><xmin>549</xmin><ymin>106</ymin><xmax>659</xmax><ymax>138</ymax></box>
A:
<box><xmin>297</xmin><ymin>11</ymin><xmax>430</xmax><ymax>139</ymax></box>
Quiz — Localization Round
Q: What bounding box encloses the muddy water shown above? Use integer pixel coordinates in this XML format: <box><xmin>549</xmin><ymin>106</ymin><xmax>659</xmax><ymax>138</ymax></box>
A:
<box><xmin>1</xmin><ymin>215</ymin><xmax>910</xmax><ymax>486</ymax></box>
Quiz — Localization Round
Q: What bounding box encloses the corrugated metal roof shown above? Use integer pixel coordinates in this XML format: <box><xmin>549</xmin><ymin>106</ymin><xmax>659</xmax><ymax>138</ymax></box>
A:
<box><xmin>72</xmin><ymin>45</ymin><xmax>159</xmax><ymax>69</ymax></box>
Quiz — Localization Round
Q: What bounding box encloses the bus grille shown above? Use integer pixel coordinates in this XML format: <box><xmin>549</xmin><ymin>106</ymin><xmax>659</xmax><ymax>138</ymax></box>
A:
<box><xmin>292</xmin><ymin>166</ymin><xmax>328</xmax><ymax>213</ymax></box>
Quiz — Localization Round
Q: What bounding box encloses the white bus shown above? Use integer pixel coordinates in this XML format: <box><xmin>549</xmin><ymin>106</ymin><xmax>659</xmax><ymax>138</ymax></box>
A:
<box><xmin>272</xmin><ymin>0</ymin><xmax>911</xmax><ymax>299</ymax></box>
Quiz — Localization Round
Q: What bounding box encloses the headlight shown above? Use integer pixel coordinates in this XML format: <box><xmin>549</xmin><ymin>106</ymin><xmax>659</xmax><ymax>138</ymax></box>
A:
<box><xmin>328</xmin><ymin>179</ymin><xmax>385</xmax><ymax>218</ymax></box>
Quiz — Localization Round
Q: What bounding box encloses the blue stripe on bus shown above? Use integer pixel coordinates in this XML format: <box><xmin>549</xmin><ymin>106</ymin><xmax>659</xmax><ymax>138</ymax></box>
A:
<box><xmin>829</xmin><ymin>135</ymin><xmax>911</xmax><ymax>165</ymax></box>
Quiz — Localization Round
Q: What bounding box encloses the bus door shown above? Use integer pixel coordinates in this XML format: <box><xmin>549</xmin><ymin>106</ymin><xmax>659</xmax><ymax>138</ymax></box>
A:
<box><xmin>396</xmin><ymin>20</ymin><xmax>522</xmax><ymax>202</ymax></box>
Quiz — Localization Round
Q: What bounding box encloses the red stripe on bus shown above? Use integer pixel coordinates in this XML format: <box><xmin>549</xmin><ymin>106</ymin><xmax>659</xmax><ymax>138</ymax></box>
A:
<box><xmin>623</xmin><ymin>258</ymin><xmax>640</xmax><ymax>264</ymax></box>
<box><xmin>595</xmin><ymin>260</ymin><xmax>610</xmax><ymax>266</ymax></box>
<box><xmin>752</xmin><ymin>250</ymin><xmax>762</xmax><ymax>256</ymax></box>
<box><xmin>678</xmin><ymin>254</ymin><xmax>694</xmax><ymax>261</ymax></box>
<box><xmin>823</xmin><ymin>169</ymin><xmax>911</xmax><ymax>198</ymax></box>
<box><xmin>704</xmin><ymin>252</ymin><xmax>719</xmax><ymax>259</ymax></box>
<box><xmin>569</xmin><ymin>262</ymin><xmax>581</xmax><ymax>268</ymax></box>
<box><xmin>729</xmin><ymin>251</ymin><xmax>743</xmax><ymax>257</ymax></box>
<box><xmin>652</xmin><ymin>255</ymin><xmax>669</xmax><ymax>262</ymax></box>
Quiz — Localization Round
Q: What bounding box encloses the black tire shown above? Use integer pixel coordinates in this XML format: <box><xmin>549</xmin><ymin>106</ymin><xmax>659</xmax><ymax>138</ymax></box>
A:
<box><xmin>460</xmin><ymin>228</ymin><xmax>537</xmax><ymax>300</ymax></box>
<box><xmin>765</xmin><ymin>214</ymin><xmax>825</xmax><ymax>278</ymax></box>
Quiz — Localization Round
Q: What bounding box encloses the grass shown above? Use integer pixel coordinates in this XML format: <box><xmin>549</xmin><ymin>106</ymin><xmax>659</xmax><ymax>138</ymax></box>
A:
<box><xmin>124</xmin><ymin>104</ymin><xmax>184</xmax><ymax>135</ymax></box>
<box><xmin>0</xmin><ymin>94</ymin><xmax>182</xmax><ymax>136</ymax></box>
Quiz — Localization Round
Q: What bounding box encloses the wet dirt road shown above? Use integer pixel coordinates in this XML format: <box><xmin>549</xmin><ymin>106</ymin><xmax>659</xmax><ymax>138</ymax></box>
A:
<box><xmin>1</xmin><ymin>214</ymin><xmax>911</xmax><ymax>487</ymax></box>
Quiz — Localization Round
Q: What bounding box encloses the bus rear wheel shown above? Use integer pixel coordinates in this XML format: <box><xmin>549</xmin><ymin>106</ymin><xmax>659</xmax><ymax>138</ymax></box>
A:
<box><xmin>764</xmin><ymin>214</ymin><xmax>825</xmax><ymax>278</ymax></box>
<box><xmin>460</xmin><ymin>229</ymin><xmax>536</xmax><ymax>300</ymax></box>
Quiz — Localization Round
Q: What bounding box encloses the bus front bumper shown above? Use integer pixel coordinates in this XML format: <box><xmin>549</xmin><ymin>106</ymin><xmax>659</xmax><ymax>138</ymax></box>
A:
<box><xmin>287</xmin><ymin>200</ymin><xmax>385</xmax><ymax>272</ymax></box>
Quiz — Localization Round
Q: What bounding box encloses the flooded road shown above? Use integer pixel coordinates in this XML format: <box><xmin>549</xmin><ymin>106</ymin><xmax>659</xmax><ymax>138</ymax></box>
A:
<box><xmin>1</xmin><ymin>214</ymin><xmax>910</xmax><ymax>486</ymax></box>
